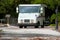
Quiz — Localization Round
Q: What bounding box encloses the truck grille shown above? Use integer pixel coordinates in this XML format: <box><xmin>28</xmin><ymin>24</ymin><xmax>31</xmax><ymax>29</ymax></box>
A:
<box><xmin>24</xmin><ymin>19</ymin><xmax>30</xmax><ymax>22</ymax></box>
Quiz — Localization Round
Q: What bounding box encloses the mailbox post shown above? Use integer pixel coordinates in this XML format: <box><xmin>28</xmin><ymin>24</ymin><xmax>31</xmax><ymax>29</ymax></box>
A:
<box><xmin>5</xmin><ymin>14</ymin><xmax>10</xmax><ymax>26</ymax></box>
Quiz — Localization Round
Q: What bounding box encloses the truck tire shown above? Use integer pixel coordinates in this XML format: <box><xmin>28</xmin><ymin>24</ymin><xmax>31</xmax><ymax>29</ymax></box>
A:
<box><xmin>35</xmin><ymin>21</ymin><xmax>40</xmax><ymax>28</ymax></box>
<box><xmin>41</xmin><ymin>25</ymin><xmax>44</xmax><ymax>28</ymax></box>
<box><xmin>35</xmin><ymin>26</ymin><xmax>39</xmax><ymax>28</ymax></box>
<box><xmin>41</xmin><ymin>21</ymin><xmax>44</xmax><ymax>28</ymax></box>
<box><xmin>19</xmin><ymin>26</ymin><xmax>23</xmax><ymax>28</ymax></box>
<box><xmin>24</xmin><ymin>26</ymin><xmax>27</xmax><ymax>28</ymax></box>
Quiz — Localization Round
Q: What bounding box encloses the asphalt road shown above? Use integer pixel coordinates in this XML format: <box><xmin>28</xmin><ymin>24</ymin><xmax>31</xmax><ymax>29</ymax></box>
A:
<box><xmin>0</xmin><ymin>27</ymin><xmax>60</xmax><ymax>37</ymax></box>
<box><xmin>0</xmin><ymin>26</ymin><xmax>60</xmax><ymax>40</ymax></box>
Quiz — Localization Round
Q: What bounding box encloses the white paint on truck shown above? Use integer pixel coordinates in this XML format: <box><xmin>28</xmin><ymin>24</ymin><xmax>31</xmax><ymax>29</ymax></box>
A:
<box><xmin>18</xmin><ymin>13</ymin><xmax>39</xmax><ymax>23</ymax></box>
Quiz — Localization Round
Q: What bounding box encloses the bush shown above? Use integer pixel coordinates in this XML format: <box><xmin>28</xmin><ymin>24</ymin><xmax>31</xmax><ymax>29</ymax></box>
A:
<box><xmin>50</xmin><ymin>13</ymin><xmax>56</xmax><ymax>23</ymax></box>
<box><xmin>50</xmin><ymin>12</ymin><xmax>60</xmax><ymax>24</ymax></box>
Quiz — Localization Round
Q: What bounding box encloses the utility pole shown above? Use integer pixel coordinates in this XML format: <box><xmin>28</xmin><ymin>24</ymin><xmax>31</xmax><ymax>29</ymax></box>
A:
<box><xmin>55</xmin><ymin>6</ymin><xmax>58</xmax><ymax>30</ymax></box>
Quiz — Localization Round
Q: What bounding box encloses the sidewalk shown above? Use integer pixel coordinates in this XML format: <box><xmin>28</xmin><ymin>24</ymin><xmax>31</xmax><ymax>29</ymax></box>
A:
<box><xmin>0</xmin><ymin>23</ymin><xmax>8</xmax><ymax>27</ymax></box>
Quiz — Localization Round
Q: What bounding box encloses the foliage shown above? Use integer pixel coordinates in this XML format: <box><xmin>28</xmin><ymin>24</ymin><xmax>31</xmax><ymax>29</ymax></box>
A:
<box><xmin>50</xmin><ymin>12</ymin><xmax>60</xmax><ymax>23</ymax></box>
<box><xmin>50</xmin><ymin>24</ymin><xmax>56</xmax><ymax>26</ymax></box>
<box><xmin>31</xmin><ymin>0</ymin><xmax>60</xmax><ymax>10</ymax></box>
<box><xmin>0</xmin><ymin>0</ymin><xmax>60</xmax><ymax>18</ymax></box>
<box><xmin>57</xmin><ymin>12</ymin><xmax>60</xmax><ymax>22</ymax></box>
<box><xmin>0</xmin><ymin>0</ymin><xmax>18</xmax><ymax>18</ymax></box>
<box><xmin>50</xmin><ymin>13</ymin><xmax>56</xmax><ymax>22</ymax></box>
<box><xmin>0</xmin><ymin>0</ymin><xmax>34</xmax><ymax>18</ymax></box>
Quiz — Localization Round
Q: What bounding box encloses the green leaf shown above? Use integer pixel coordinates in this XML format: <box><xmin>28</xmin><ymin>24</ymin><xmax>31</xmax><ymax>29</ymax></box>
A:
<box><xmin>50</xmin><ymin>14</ymin><xmax>56</xmax><ymax>22</ymax></box>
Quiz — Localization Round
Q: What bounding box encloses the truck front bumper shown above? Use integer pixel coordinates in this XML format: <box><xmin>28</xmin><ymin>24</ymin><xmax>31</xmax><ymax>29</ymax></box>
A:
<box><xmin>18</xmin><ymin>23</ymin><xmax>37</xmax><ymax>26</ymax></box>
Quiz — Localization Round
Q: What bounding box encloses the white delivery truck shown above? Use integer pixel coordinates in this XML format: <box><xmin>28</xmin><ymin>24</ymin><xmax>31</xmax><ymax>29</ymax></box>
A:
<box><xmin>16</xmin><ymin>4</ymin><xmax>45</xmax><ymax>28</ymax></box>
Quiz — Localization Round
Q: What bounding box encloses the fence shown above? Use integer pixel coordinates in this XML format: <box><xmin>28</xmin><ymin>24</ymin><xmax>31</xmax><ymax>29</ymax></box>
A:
<box><xmin>0</xmin><ymin>19</ymin><xmax>6</xmax><ymax>24</ymax></box>
<box><xmin>9</xmin><ymin>18</ymin><xmax>18</xmax><ymax>26</ymax></box>
<box><xmin>0</xmin><ymin>18</ymin><xmax>18</xmax><ymax>26</ymax></box>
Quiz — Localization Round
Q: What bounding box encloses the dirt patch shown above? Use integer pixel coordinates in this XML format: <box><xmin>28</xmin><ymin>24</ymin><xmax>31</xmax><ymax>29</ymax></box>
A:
<box><xmin>0</xmin><ymin>37</ymin><xmax>60</xmax><ymax>40</ymax></box>
<box><xmin>29</xmin><ymin>37</ymin><xmax>60</xmax><ymax>40</ymax></box>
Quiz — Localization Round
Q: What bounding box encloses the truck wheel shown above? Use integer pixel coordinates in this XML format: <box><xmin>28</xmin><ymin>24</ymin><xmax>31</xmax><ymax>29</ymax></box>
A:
<box><xmin>35</xmin><ymin>26</ymin><xmax>39</xmax><ymax>28</ymax></box>
<box><xmin>19</xmin><ymin>26</ymin><xmax>23</xmax><ymax>28</ymax></box>
<box><xmin>35</xmin><ymin>21</ymin><xmax>39</xmax><ymax>28</ymax></box>
<box><xmin>41</xmin><ymin>25</ymin><xmax>44</xmax><ymax>28</ymax></box>
<box><xmin>24</xmin><ymin>26</ymin><xmax>27</xmax><ymax>28</ymax></box>
<box><xmin>41</xmin><ymin>21</ymin><xmax>44</xmax><ymax>28</ymax></box>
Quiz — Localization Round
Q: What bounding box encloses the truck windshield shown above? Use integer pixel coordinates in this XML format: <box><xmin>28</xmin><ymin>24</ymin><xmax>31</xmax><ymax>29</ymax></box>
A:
<box><xmin>19</xmin><ymin>6</ymin><xmax>40</xmax><ymax>13</ymax></box>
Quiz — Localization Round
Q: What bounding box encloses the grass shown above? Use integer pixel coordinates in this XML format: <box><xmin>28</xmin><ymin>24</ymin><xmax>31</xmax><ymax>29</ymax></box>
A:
<box><xmin>49</xmin><ymin>23</ymin><xmax>60</xmax><ymax>31</ymax></box>
<box><xmin>50</xmin><ymin>24</ymin><xmax>56</xmax><ymax>26</ymax></box>
<box><xmin>50</xmin><ymin>22</ymin><xmax>60</xmax><ymax>26</ymax></box>
<box><xmin>0</xmin><ymin>30</ymin><xmax>3</xmax><ymax>32</ymax></box>
<box><xmin>58</xmin><ymin>23</ymin><xmax>60</xmax><ymax>26</ymax></box>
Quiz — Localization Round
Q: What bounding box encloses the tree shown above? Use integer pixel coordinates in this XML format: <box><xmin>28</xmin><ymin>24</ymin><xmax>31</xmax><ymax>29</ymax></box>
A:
<box><xmin>31</xmin><ymin>0</ymin><xmax>60</xmax><ymax>10</ymax></box>
<box><xmin>0</xmin><ymin>0</ymin><xmax>60</xmax><ymax>18</ymax></box>
<box><xmin>0</xmin><ymin>0</ymin><xmax>33</xmax><ymax>18</ymax></box>
<box><xmin>50</xmin><ymin>12</ymin><xmax>60</xmax><ymax>24</ymax></box>
<box><xmin>0</xmin><ymin>0</ymin><xmax>18</xmax><ymax>18</ymax></box>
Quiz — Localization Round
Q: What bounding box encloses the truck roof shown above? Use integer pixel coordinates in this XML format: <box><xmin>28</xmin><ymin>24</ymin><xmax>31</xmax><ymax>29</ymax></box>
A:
<box><xmin>19</xmin><ymin>4</ymin><xmax>41</xmax><ymax>6</ymax></box>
